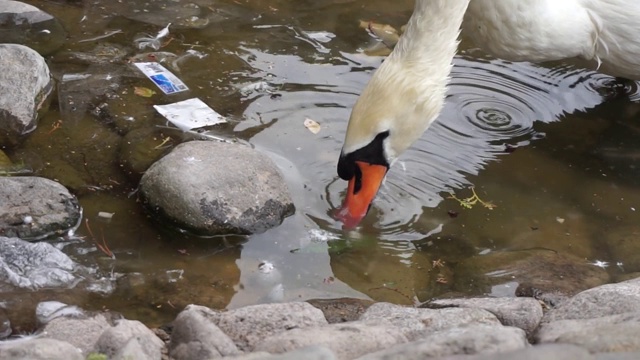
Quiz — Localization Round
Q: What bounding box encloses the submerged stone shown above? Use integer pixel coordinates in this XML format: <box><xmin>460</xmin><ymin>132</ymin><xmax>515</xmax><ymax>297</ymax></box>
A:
<box><xmin>0</xmin><ymin>0</ymin><xmax>66</xmax><ymax>55</ymax></box>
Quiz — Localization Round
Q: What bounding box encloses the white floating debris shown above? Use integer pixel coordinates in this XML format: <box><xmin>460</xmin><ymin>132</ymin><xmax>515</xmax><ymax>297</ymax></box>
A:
<box><xmin>304</xmin><ymin>118</ymin><xmax>321</xmax><ymax>134</ymax></box>
<box><xmin>134</xmin><ymin>23</ymin><xmax>171</xmax><ymax>50</ymax></box>
<box><xmin>590</xmin><ymin>260</ymin><xmax>609</xmax><ymax>269</ymax></box>
<box><xmin>133</xmin><ymin>62</ymin><xmax>188</xmax><ymax>94</ymax></box>
<box><xmin>425</xmin><ymin>223</ymin><xmax>443</xmax><ymax>238</ymax></box>
<box><xmin>166</xmin><ymin>269</ymin><xmax>184</xmax><ymax>283</ymax></box>
<box><xmin>22</xmin><ymin>215</ymin><xmax>33</xmax><ymax>224</ymax></box>
<box><xmin>308</xmin><ymin>229</ymin><xmax>339</xmax><ymax>242</ymax></box>
<box><xmin>556</xmin><ymin>217</ymin><xmax>565</xmax><ymax>224</ymax></box>
<box><xmin>153</xmin><ymin>98</ymin><xmax>227</xmax><ymax>131</ymax></box>
<box><xmin>98</xmin><ymin>211</ymin><xmax>114</xmax><ymax>219</ymax></box>
<box><xmin>258</xmin><ymin>261</ymin><xmax>275</xmax><ymax>274</ymax></box>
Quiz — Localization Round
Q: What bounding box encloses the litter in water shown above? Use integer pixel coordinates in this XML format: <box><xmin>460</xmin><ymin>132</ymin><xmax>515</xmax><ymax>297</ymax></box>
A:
<box><xmin>153</xmin><ymin>98</ymin><xmax>227</xmax><ymax>131</ymax></box>
<box><xmin>133</xmin><ymin>62</ymin><xmax>188</xmax><ymax>94</ymax></box>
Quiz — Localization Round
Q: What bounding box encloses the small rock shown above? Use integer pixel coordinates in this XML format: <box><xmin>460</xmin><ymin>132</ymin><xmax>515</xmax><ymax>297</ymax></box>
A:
<box><xmin>227</xmin><ymin>345</ymin><xmax>337</xmax><ymax>360</ymax></box>
<box><xmin>437</xmin><ymin>343</ymin><xmax>593</xmax><ymax>360</ymax></box>
<box><xmin>169</xmin><ymin>305</ymin><xmax>241</xmax><ymax>360</ymax></box>
<box><xmin>0</xmin><ymin>338</ymin><xmax>83</xmax><ymax>360</ymax></box>
<box><xmin>36</xmin><ymin>301</ymin><xmax>85</xmax><ymax>326</ymax></box>
<box><xmin>537</xmin><ymin>311</ymin><xmax>640</xmax><ymax>352</ymax></box>
<box><xmin>215</xmin><ymin>302</ymin><xmax>328</xmax><ymax>351</ymax></box>
<box><xmin>429</xmin><ymin>297</ymin><xmax>543</xmax><ymax>337</ymax></box>
<box><xmin>253</xmin><ymin>321</ymin><xmax>408</xmax><ymax>359</ymax></box>
<box><xmin>112</xmin><ymin>338</ymin><xmax>148</xmax><ymax>360</ymax></box>
<box><xmin>0</xmin><ymin>44</ymin><xmax>53</xmax><ymax>147</ymax></box>
<box><xmin>119</xmin><ymin>127</ymin><xmax>178</xmax><ymax>181</ymax></box>
<box><xmin>454</xmin><ymin>250</ymin><xmax>610</xmax><ymax>305</ymax></box>
<box><xmin>595</xmin><ymin>352</ymin><xmax>640</xmax><ymax>360</ymax></box>
<box><xmin>355</xmin><ymin>324</ymin><xmax>527</xmax><ymax>360</ymax></box>
<box><xmin>139</xmin><ymin>140</ymin><xmax>295</xmax><ymax>235</ymax></box>
<box><xmin>41</xmin><ymin>314</ymin><xmax>111</xmax><ymax>355</ymax></box>
<box><xmin>542</xmin><ymin>277</ymin><xmax>640</xmax><ymax>322</ymax></box>
<box><xmin>0</xmin><ymin>177</ymin><xmax>81</xmax><ymax>239</ymax></box>
<box><xmin>0</xmin><ymin>237</ymin><xmax>82</xmax><ymax>290</ymax></box>
<box><xmin>94</xmin><ymin>319</ymin><xmax>164</xmax><ymax>360</ymax></box>
<box><xmin>360</xmin><ymin>302</ymin><xmax>500</xmax><ymax>341</ymax></box>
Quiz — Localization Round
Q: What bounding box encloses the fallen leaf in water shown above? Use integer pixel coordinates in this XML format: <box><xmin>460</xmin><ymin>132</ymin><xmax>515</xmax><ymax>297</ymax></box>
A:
<box><xmin>134</xmin><ymin>86</ymin><xmax>156</xmax><ymax>97</ymax></box>
<box><xmin>304</xmin><ymin>118</ymin><xmax>321</xmax><ymax>134</ymax></box>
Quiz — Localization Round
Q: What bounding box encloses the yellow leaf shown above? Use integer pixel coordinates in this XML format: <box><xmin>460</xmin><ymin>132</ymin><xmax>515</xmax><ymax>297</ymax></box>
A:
<box><xmin>134</xmin><ymin>86</ymin><xmax>156</xmax><ymax>97</ymax></box>
<box><xmin>304</xmin><ymin>118</ymin><xmax>321</xmax><ymax>134</ymax></box>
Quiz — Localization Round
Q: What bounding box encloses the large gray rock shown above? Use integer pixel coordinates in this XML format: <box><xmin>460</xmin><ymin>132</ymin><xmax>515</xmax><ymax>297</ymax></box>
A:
<box><xmin>253</xmin><ymin>321</ymin><xmax>408</xmax><ymax>359</ymax></box>
<box><xmin>41</xmin><ymin>314</ymin><xmax>112</xmax><ymax>355</ymax></box>
<box><xmin>0</xmin><ymin>44</ymin><xmax>53</xmax><ymax>146</ymax></box>
<box><xmin>0</xmin><ymin>237</ymin><xmax>82</xmax><ymax>290</ymax></box>
<box><xmin>438</xmin><ymin>344</ymin><xmax>592</xmax><ymax>360</ymax></box>
<box><xmin>0</xmin><ymin>338</ymin><xmax>83</xmax><ymax>360</ymax></box>
<box><xmin>0</xmin><ymin>177</ymin><xmax>81</xmax><ymax>239</ymax></box>
<box><xmin>0</xmin><ymin>1</ymin><xmax>66</xmax><ymax>54</ymax></box>
<box><xmin>139</xmin><ymin>140</ymin><xmax>295</xmax><ymax>235</ymax></box>
<box><xmin>537</xmin><ymin>311</ymin><xmax>640</xmax><ymax>352</ymax></box>
<box><xmin>360</xmin><ymin>302</ymin><xmax>500</xmax><ymax>341</ymax></box>
<box><xmin>355</xmin><ymin>324</ymin><xmax>527</xmax><ymax>360</ymax></box>
<box><xmin>543</xmin><ymin>277</ymin><xmax>640</xmax><ymax>322</ymax></box>
<box><xmin>169</xmin><ymin>305</ymin><xmax>241</xmax><ymax>360</ymax></box>
<box><xmin>227</xmin><ymin>346</ymin><xmax>337</xmax><ymax>360</ymax></box>
<box><xmin>94</xmin><ymin>319</ymin><xmax>164</xmax><ymax>360</ymax></box>
<box><xmin>214</xmin><ymin>302</ymin><xmax>328</xmax><ymax>351</ymax></box>
<box><xmin>429</xmin><ymin>297</ymin><xmax>543</xmax><ymax>337</ymax></box>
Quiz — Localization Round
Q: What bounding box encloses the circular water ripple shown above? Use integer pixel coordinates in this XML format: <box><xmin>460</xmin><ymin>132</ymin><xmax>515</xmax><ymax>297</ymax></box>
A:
<box><xmin>371</xmin><ymin>55</ymin><xmax>608</xmax><ymax>234</ymax></box>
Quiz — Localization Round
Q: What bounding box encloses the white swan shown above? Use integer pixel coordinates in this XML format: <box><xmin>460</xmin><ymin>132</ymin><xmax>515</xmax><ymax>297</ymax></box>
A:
<box><xmin>336</xmin><ymin>0</ymin><xmax>640</xmax><ymax>227</ymax></box>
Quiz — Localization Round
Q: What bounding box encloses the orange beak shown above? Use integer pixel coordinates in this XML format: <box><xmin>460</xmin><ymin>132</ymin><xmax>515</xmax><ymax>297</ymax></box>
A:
<box><xmin>336</xmin><ymin>161</ymin><xmax>388</xmax><ymax>229</ymax></box>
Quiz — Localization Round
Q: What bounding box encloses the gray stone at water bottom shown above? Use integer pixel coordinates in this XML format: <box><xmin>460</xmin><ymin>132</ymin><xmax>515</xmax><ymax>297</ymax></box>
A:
<box><xmin>355</xmin><ymin>324</ymin><xmax>527</xmax><ymax>360</ymax></box>
<box><xmin>0</xmin><ymin>338</ymin><xmax>83</xmax><ymax>360</ymax></box>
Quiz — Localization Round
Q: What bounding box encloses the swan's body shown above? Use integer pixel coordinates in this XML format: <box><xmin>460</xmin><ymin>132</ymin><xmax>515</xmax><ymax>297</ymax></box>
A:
<box><xmin>337</xmin><ymin>0</ymin><xmax>640</xmax><ymax>227</ymax></box>
<box><xmin>463</xmin><ymin>0</ymin><xmax>640</xmax><ymax>80</ymax></box>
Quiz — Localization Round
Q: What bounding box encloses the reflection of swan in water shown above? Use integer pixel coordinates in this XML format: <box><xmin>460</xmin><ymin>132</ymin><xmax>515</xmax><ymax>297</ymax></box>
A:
<box><xmin>336</xmin><ymin>0</ymin><xmax>640</xmax><ymax>227</ymax></box>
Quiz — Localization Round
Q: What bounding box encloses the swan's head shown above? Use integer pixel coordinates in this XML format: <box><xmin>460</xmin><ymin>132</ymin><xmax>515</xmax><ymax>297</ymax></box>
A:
<box><xmin>336</xmin><ymin>59</ymin><xmax>445</xmax><ymax>228</ymax></box>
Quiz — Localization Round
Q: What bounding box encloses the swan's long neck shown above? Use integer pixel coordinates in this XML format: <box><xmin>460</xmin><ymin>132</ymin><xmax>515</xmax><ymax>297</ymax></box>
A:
<box><xmin>343</xmin><ymin>0</ymin><xmax>470</xmax><ymax>161</ymax></box>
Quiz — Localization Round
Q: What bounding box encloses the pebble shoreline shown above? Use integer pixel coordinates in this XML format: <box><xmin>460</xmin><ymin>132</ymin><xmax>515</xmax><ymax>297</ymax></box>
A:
<box><xmin>2</xmin><ymin>277</ymin><xmax>640</xmax><ymax>360</ymax></box>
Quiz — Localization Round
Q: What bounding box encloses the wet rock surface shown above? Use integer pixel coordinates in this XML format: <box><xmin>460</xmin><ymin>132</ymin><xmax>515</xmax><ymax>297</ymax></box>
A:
<box><xmin>0</xmin><ymin>0</ymin><xmax>66</xmax><ymax>55</ymax></box>
<box><xmin>3</xmin><ymin>278</ymin><xmax>640</xmax><ymax>359</ymax></box>
<box><xmin>0</xmin><ymin>237</ymin><xmax>82</xmax><ymax>290</ymax></box>
<box><xmin>0</xmin><ymin>43</ymin><xmax>53</xmax><ymax>147</ymax></box>
<box><xmin>0</xmin><ymin>177</ymin><xmax>81</xmax><ymax>239</ymax></box>
<box><xmin>139</xmin><ymin>140</ymin><xmax>295</xmax><ymax>235</ymax></box>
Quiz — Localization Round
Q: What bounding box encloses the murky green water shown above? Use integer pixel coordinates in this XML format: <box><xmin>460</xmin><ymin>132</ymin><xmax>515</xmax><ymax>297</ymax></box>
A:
<box><xmin>5</xmin><ymin>0</ymin><xmax>640</xmax><ymax>328</ymax></box>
